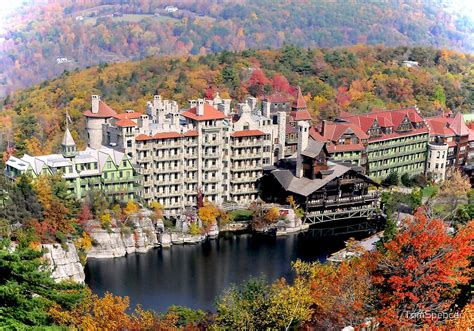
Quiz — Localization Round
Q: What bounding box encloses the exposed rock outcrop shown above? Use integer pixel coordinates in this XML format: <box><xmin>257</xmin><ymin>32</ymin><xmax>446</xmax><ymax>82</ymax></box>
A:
<box><xmin>87</xmin><ymin>211</ymin><xmax>159</xmax><ymax>259</ymax></box>
<box><xmin>42</xmin><ymin>243</ymin><xmax>85</xmax><ymax>283</ymax></box>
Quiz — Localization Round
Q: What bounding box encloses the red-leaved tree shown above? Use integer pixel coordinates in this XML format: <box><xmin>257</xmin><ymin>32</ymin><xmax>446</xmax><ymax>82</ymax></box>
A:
<box><xmin>370</xmin><ymin>211</ymin><xmax>474</xmax><ymax>328</ymax></box>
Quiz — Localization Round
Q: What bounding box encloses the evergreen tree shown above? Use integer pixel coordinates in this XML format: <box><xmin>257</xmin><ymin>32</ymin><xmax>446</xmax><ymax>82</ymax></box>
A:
<box><xmin>0</xmin><ymin>239</ymin><xmax>86</xmax><ymax>328</ymax></box>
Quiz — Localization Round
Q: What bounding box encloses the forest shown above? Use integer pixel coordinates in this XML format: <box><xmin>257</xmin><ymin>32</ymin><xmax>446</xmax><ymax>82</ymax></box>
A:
<box><xmin>1</xmin><ymin>45</ymin><xmax>472</xmax><ymax>159</ymax></box>
<box><xmin>1</xmin><ymin>169</ymin><xmax>473</xmax><ymax>328</ymax></box>
<box><xmin>1</xmin><ymin>0</ymin><xmax>473</xmax><ymax>95</ymax></box>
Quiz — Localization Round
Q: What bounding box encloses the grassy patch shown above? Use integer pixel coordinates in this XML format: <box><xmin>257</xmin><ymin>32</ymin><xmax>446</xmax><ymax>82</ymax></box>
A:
<box><xmin>84</xmin><ymin>14</ymin><xmax>179</xmax><ymax>25</ymax></box>
<box><xmin>229</xmin><ymin>209</ymin><xmax>253</xmax><ymax>222</ymax></box>
<box><xmin>422</xmin><ymin>185</ymin><xmax>439</xmax><ymax>198</ymax></box>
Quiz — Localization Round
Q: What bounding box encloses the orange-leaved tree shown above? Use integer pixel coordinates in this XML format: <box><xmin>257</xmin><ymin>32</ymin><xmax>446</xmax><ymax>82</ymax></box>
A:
<box><xmin>49</xmin><ymin>290</ymin><xmax>155</xmax><ymax>330</ymax></box>
<box><xmin>293</xmin><ymin>258</ymin><xmax>374</xmax><ymax>329</ymax></box>
<box><xmin>370</xmin><ymin>211</ymin><xmax>474</xmax><ymax>328</ymax></box>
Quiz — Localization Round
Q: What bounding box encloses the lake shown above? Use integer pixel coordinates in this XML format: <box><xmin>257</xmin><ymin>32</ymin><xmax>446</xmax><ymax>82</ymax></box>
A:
<box><xmin>85</xmin><ymin>229</ymin><xmax>368</xmax><ymax>312</ymax></box>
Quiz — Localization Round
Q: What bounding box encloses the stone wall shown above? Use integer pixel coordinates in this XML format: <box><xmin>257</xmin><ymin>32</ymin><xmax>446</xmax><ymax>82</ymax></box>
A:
<box><xmin>42</xmin><ymin>242</ymin><xmax>85</xmax><ymax>284</ymax></box>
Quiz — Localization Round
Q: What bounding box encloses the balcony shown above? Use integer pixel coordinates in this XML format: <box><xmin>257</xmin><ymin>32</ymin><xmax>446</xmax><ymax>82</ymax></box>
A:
<box><xmin>306</xmin><ymin>192</ymin><xmax>379</xmax><ymax>208</ymax></box>
<box><xmin>368</xmin><ymin>147</ymin><xmax>427</xmax><ymax>161</ymax></box>
<box><xmin>231</xmin><ymin>188</ymin><xmax>259</xmax><ymax>195</ymax></box>
<box><xmin>369</xmin><ymin>156</ymin><xmax>426</xmax><ymax>171</ymax></box>
<box><xmin>202</xmin><ymin>152</ymin><xmax>221</xmax><ymax>158</ymax></box>
<box><xmin>102</xmin><ymin>176</ymin><xmax>137</xmax><ymax>184</ymax></box>
<box><xmin>230</xmin><ymin>176</ymin><xmax>260</xmax><ymax>183</ymax></box>
<box><xmin>156</xmin><ymin>190</ymin><xmax>183</xmax><ymax>197</ymax></box>
<box><xmin>203</xmin><ymin>140</ymin><xmax>221</xmax><ymax>146</ymax></box>
<box><xmin>231</xmin><ymin>164</ymin><xmax>262</xmax><ymax>172</ymax></box>
<box><xmin>203</xmin><ymin>177</ymin><xmax>220</xmax><ymax>183</ymax></box>
<box><xmin>141</xmin><ymin>168</ymin><xmax>153</xmax><ymax>175</ymax></box>
<box><xmin>232</xmin><ymin>140</ymin><xmax>263</xmax><ymax>147</ymax></box>
<box><xmin>231</xmin><ymin>153</ymin><xmax>262</xmax><ymax>160</ymax></box>
<box><xmin>368</xmin><ymin>136</ymin><xmax>428</xmax><ymax>152</ymax></box>
<box><xmin>139</xmin><ymin>156</ymin><xmax>153</xmax><ymax>163</ymax></box>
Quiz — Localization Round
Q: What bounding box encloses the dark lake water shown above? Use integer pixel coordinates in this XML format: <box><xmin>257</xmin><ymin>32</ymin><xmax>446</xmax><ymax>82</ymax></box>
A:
<box><xmin>85</xmin><ymin>230</ymin><xmax>368</xmax><ymax>312</ymax></box>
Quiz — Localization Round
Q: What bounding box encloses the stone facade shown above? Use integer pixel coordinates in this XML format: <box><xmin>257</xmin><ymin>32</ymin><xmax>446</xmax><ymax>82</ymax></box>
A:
<box><xmin>85</xmin><ymin>92</ymin><xmax>311</xmax><ymax>216</ymax></box>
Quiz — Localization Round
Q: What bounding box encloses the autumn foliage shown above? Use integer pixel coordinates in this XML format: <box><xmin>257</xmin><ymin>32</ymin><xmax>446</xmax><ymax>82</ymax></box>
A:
<box><xmin>370</xmin><ymin>211</ymin><xmax>474</xmax><ymax>328</ymax></box>
<box><xmin>49</xmin><ymin>291</ymin><xmax>154</xmax><ymax>330</ymax></box>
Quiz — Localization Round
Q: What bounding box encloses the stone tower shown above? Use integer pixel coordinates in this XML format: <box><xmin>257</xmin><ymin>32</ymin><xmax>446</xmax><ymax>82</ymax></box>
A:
<box><xmin>296</xmin><ymin>121</ymin><xmax>309</xmax><ymax>178</ymax></box>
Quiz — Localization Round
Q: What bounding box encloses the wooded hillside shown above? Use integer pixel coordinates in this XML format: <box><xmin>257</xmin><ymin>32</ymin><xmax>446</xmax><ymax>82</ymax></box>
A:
<box><xmin>1</xmin><ymin>0</ymin><xmax>473</xmax><ymax>95</ymax></box>
<box><xmin>1</xmin><ymin>45</ymin><xmax>472</xmax><ymax>159</ymax></box>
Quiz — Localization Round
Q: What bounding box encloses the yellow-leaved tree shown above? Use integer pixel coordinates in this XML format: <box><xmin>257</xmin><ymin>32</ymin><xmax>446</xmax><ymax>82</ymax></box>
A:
<box><xmin>123</xmin><ymin>200</ymin><xmax>140</xmax><ymax>215</ymax></box>
<box><xmin>198</xmin><ymin>200</ymin><xmax>220</xmax><ymax>232</ymax></box>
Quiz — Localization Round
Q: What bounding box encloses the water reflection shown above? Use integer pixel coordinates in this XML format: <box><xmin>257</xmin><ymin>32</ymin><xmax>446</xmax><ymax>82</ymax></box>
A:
<box><xmin>85</xmin><ymin>231</ymin><xmax>365</xmax><ymax>311</ymax></box>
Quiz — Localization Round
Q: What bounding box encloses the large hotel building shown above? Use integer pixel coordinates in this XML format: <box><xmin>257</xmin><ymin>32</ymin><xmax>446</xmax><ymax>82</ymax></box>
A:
<box><xmin>82</xmin><ymin>91</ymin><xmax>309</xmax><ymax>215</ymax></box>
<box><xmin>5</xmin><ymin>88</ymin><xmax>474</xmax><ymax>216</ymax></box>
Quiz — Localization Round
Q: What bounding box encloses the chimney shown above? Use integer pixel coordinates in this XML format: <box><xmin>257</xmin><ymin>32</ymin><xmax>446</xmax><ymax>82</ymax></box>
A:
<box><xmin>296</xmin><ymin>121</ymin><xmax>310</xmax><ymax>178</ymax></box>
<box><xmin>262</xmin><ymin>100</ymin><xmax>271</xmax><ymax>118</ymax></box>
<box><xmin>247</xmin><ymin>96</ymin><xmax>257</xmax><ymax>111</ymax></box>
<box><xmin>196</xmin><ymin>99</ymin><xmax>205</xmax><ymax>116</ymax></box>
<box><xmin>92</xmin><ymin>95</ymin><xmax>100</xmax><ymax>114</ymax></box>
<box><xmin>321</xmin><ymin>120</ymin><xmax>326</xmax><ymax>135</ymax></box>
<box><xmin>153</xmin><ymin>95</ymin><xmax>162</xmax><ymax>110</ymax></box>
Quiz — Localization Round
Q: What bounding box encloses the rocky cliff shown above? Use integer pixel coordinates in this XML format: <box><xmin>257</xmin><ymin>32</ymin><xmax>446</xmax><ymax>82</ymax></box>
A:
<box><xmin>42</xmin><ymin>242</ymin><xmax>85</xmax><ymax>284</ymax></box>
<box><xmin>87</xmin><ymin>211</ymin><xmax>160</xmax><ymax>259</ymax></box>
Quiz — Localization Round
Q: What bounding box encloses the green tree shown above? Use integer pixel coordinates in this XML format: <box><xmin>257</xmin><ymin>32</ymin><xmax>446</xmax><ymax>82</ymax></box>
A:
<box><xmin>382</xmin><ymin>171</ymin><xmax>399</xmax><ymax>186</ymax></box>
<box><xmin>0</xmin><ymin>239</ymin><xmax>86</xmax><ymax>328</ymax></box>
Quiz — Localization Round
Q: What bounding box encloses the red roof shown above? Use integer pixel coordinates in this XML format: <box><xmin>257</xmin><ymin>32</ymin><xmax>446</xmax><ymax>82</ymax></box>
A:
<box><xmin>184</xmin><ymin>130</ymin><xmax>198</xmax><ymax>137</ymax></box>
<box><xmin>449</xmin><ymin>112</ymin><xmax>470</xmax><ymax>136</ymax></box>
<box><xmin>326</xmin><ymin>143</ymin><xmax>365</xmax><ymax>152</ymax></box>
<box><xmin>292</xmin><ymin>87</ymin><xmax>306</xmax><ymax>109</ymax></box>
<box><xmin>231</xmin><ymin>130</ymin><xmax>265</xmax><ymax>137</ymax></box>
<box><xmin>83</xmin><ymin>100</ymin><xmax>117</xmax><ymax>118</ymax></box>
<box><xmin>181</xmin><ymin>104</ymin><xmax>226</xmax><ymax>121</ymax></box>
<box><xmin>309</xmin><ymin>127</ymin><xmax>325</xmax><ymax>141</ymax></box>
<box><xmin>114</xmin><ymin>112</ymin><xmax>142</xmax><ymax>120</ymax></box>
<box><xmin>290</xmin><ymin>110</ymin><xmax>312</xmax><ymax>121</ymax></box>
<box><xmin>136</xmin><ymin>134</ymin><xmax>152</xmax><ymax>141</ymax></box>
<box><xmin>342</xmin><ymin>107</ymin><xmax>424</xmax><ymax>133</ymax></box>
<box><xmin>152</xmin><ymin>132</ymin><xmax>183</xmax><ymax>140</ymax></box>
<box><xmin>115</xmin><ymin>118</ymin><xmax>137</xmax><ymax>127</ymax></box>
<box><xmin>265</xmin><ymin>92</ymin><xmax>291</xmax><ymax>103</ymax></box>
<box><xmin>369</xmin><ymin>127</ymin><xmax>429</xmax><ymax>142</ymax></box>
<box><xmin>322</xmin><ymin>122</ymin><xmax>369</xmax><ymax>142</ymax></box>
<box><xmin>426</xmin><ymin>117</ymin><xmax>455</xmax><ymax>137</ymax></box>
<box><xmin>469</xmin><ymin>129</ymin><xmax>474</xmax><ymax>142</ymax></box>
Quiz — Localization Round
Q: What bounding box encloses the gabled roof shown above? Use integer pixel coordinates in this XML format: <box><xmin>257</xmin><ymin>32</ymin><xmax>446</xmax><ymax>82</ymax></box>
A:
<box><xmin>342</xmin><ymin>107</ymin><xmax>423</xmax><ymax>133</ymax></box>
<box><xmin>83</xmin><ymin>100</ymin><xmax>117</xmax><ymax>118</ymax></box>
<box><xmin>292</xmin><ymin>87</ymin><xmax>306</xmax><ymax>109</ymax></box>
<box><xmin>426</xmin><ymin>117</ymin><xmax>455</xmax><ymax>137</ymax></box>
<box><xmin>301</xmin><ymin>140</ymin><xmax>325</xmax><ymax>158</ymax></box>
<box><xmin>115</xmin><ymin>118</ymin><xmax>137</xmax><ymax>127</ymax></box>
<box><xmin>320</xmin><ymin>122</ymin><xmax>369</xmax><ymax>142</ymax></box>
<box><xmin>231</xmin><ymin>129</ymin><xmax>265</xmax><ymax>137</ymax></box>
<box><xmin>181</xmin><ymin>104</ymin><xmax>226</xmax><ymax>121</ymax></box>
<box><xmin>290</xmin><ymin>110</ymin><xmax>312</xmax><ymax>121</ymax></box>
<box><xmin>271</xmin><ymin>163</ymin><xmax>352</xmax><ymax>197</ymax></box>
<box><xmin>309</xmin><ymin>127</ymin><xmax>325</xmax><ymax>141</ymax></box>
<box><xmin>449</xmin><ymin>112</ymin><xmax>470</xmax><ymax>136</ymax></box>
